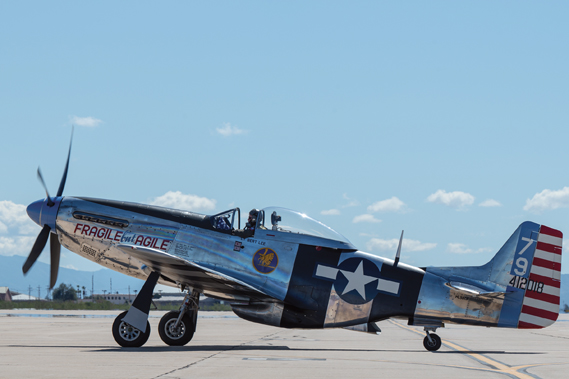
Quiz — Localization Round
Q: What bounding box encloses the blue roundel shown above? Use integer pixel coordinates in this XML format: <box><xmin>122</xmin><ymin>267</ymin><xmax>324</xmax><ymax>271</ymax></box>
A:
<box><xmin>253</xmin><ymin>248</ymin><xmax>279</xmax><ymax>274</ymax></box>
<box><xmin>334</xmin><ymin>258</ymin><xmax>380</xmax><ymax>305</ymax></box>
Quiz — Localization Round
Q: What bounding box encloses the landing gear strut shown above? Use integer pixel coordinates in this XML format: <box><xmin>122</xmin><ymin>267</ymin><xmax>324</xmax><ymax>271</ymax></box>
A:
<box><xmin>158</xmin><ymin>290</ymin><xmax>199</xmax><ymax>346</ymax></box>
<box><xmin>112</xmin><ymin>271</ymin><xmax>159</xmax><ymax>348</ymax></box>
<box><xmin>423</xmin><ymin>327</ymin><xmax>442</xmax><ymax>351</ymax></box>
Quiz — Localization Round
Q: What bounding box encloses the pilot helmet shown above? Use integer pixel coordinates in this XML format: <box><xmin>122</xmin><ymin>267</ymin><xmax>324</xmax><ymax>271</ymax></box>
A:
<box><xmin>248</xmin><ymin>209</ymin><xmax>259</xmax><ymax>223</ymax></box>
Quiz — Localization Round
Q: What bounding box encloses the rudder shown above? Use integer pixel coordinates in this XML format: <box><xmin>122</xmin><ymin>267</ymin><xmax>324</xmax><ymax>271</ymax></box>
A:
<box><xmin>518</xmin><ymin>225</ymin><xmax>562</xmax><ymax>328</ymax></box>
<box><xmin>498</xmin><ymin>223</ymin><xmax>562</xmax><ymax>329</ymax></box>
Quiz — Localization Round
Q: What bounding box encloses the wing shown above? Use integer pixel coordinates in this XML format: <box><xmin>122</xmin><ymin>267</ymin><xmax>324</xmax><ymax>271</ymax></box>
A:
<box><xmin>116</xmin><ymin>244</ymin><xmax>274</xmax><ymax>302</ymax></box>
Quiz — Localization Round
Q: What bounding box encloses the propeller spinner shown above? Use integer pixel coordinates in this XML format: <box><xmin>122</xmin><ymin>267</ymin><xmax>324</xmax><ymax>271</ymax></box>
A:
<box><xmin>23</xmin><ymin>128</ymin><xmax>73</xmax><ymax>289</ymax></box>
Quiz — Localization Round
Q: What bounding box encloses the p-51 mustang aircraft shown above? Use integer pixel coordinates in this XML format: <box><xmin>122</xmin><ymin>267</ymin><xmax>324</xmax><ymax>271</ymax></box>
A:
<box><xmin>23</xmin><ymin>132</ymin><xmax>563</xmax><ymax>351</ymax></box>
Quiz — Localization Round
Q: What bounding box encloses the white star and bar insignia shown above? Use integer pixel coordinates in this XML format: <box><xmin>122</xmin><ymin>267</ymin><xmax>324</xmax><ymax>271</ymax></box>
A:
<box><xmin>314</xmin><ymin>259</ymin><xmax>400</xmax><ymax>302</ymax></box>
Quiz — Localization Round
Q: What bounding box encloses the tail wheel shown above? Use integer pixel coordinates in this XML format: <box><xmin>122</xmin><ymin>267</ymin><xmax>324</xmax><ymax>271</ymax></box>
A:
<box><xmin>423</xmin><ymin>333</ymin><xmax>442</xmax><ymax>351</ymax></box>
<box><xmin>112</xmin><ymin>311</ymin><xmax>151</xmax><ymax>348</ymax></box>
<box><xmin>158</xmin><ymin>311</ymin><xmax>195</xmax><ymax>346</ymax></box>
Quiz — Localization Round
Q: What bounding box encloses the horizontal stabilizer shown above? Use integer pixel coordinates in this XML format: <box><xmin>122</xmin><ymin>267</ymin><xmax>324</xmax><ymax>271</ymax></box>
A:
<box><xmin>446</xmin><ymin>281</ymin><xmax>508</xmax><ymax>299</ymax></box>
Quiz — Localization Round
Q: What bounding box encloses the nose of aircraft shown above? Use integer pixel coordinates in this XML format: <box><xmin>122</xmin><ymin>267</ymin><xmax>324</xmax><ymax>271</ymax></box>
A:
<box><xmin>26</xmin><ymin>199</ymin><xmax>44</xmax><ymax>226</ymax></box>
<box><xmin>26</xmin><ymin>197</ymin><xmax>62</xmax><ymax>230</ymax></box>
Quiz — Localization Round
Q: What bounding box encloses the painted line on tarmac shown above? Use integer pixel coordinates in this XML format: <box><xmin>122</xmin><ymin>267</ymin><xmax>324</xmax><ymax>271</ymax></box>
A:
<box><xmin>388</xmin><ymin>319</ymin><xmax>536</xmax><ymax>379</ymax></box>
<box><xmin>243</xmin><ymin>358</ymin><xmax>326</xmax><ymax>361</ymax></box>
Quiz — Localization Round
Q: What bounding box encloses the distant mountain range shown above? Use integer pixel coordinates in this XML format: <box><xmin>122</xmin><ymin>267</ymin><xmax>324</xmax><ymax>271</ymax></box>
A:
<box><xmin>0</xmin><ymin>255</ymin><xmax>148</xmax><ymax>297</ymax></box>
<box><xmin>1</xmin><ymin>255</ymin><xmax>568</xmax><ymax>310</ymax></box>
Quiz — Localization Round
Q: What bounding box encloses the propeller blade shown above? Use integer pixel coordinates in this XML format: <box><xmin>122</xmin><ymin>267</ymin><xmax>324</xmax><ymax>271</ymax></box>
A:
<box><xmin>56</xmin><ymin>126</ymin><xmax>73</xmax><ymax>197</ymax></box>
<box><xmin>37</xmin><ymin>168</ymin><xmax>54</xmax><ymax>207</ymax></box>
<box><xmin>22</xmin><ymin>224</ymin><xmax>51</xmax><ymax>274</ymax></box>
<box><xmin>50</xmin><ymin>233</ymin><xmax>61</xmax><ymax>289</ymax></box>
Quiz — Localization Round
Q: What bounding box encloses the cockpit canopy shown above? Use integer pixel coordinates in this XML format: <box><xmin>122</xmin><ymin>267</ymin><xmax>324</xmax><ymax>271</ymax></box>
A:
<box><xmin>211</xmin><ymin>208</ymin><xmax>240</xmax><ymax>231</ymax></box>
<box><xmin>257</xmin><ymin>207</ymin><xmax>352</xmax><ymax>244</ymax></box>
<box><xmin>211</xmin><ymin>206</ymin><xmax>354</xmax><ymax>248</ymax></box>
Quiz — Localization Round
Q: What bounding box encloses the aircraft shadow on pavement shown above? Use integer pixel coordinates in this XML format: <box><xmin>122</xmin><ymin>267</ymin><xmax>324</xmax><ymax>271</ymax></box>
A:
<box><xmin>93</xmin><ymin>345</ymin><xmax>292</xmax><ymax>352</ymax></box>
<box><xmin>94</xmin><ymin>346</ymin><xmax>545</xmax><ymax>354</ymax></box>
<box><xmin>435</xmin><ymin>350</ymin><xmax>543</xmax><ymax>355</ymax></box>
<box><xmin>8</xmin><ymin>344</ymin><xmax>545</xmax><ymax>355</ymax></box>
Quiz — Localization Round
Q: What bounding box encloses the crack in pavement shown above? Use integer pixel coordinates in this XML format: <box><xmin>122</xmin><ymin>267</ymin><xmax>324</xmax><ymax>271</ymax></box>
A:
<box><xmin>151</xmin><ymin>331</ymin><xmax>281</xmax><ymax>379</ymax></box>
<box><xmin>530</xmin><ymin>332</ymin><xmax>569</xmax><ymax>340</ymax></box>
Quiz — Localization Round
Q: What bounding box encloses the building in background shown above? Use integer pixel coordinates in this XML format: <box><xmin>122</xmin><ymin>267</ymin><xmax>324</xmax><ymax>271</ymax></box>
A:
<box><xmin>94</xmin><ymin>293</ymin><xmax>136</xmax><ymax>305</ymax></box>
<box><xmin>11</xmin><ymin>293</ymin><xmax>43</xmax><ymax>301</ymax></box>
<box><xmin>0</xmin><ymin>287</ymin><xmax>12</xmax><ymax>302</ymax></box>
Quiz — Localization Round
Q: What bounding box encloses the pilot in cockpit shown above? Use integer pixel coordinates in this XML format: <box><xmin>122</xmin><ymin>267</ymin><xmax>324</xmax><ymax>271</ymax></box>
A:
<box><xmin>232</xmin><ymin>209</ymin><xmax>259</xmax><ymax>238</ymax></box>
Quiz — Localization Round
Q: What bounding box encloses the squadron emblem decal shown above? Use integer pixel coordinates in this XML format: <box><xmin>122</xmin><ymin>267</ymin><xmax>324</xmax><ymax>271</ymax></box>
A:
<box><xmin>252</xmin><ymin>248</ymin><xmax>278</xmax><ymax>274</ymax></box>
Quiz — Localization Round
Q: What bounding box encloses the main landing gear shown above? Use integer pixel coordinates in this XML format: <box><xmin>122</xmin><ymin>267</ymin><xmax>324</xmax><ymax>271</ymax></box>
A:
<box><xmin>111</xmin><ymin>270</ymin><xmax>200</xmax><ymax>348</ymax></box>
<box><xmin>422</xmin><ymin>327</ymin><xmax>442</xmax><ymax>351</ymax></box>
<box><xmin>112</xmin><ymin>310</ymin><xmax>151</xmax><ymax>347</ymax></box>
<box><xmin>158</xmin><ymin>290</ymin><xmax>199</xmax><ymax>346</ymax></box>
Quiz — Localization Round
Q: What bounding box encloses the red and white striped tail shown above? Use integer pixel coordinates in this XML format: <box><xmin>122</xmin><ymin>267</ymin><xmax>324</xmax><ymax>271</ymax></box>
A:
<box><xmin>518</xmin><ymin>225</ymin><xmax>562</xmax><ymax>329</ymax></box>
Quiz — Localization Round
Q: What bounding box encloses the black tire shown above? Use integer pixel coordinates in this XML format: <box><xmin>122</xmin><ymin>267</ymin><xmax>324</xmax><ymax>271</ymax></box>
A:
<box><xmin>158</xmin><ymin>311</ymin><xmax>195</xmax><ymax>346</ymax></box>
<box><xmin>423</xmin><ymin>333</ymin><xmax>442</xmax><ymax>351</ymax></box>
<box><xmin>112</xmin><ymin>311</ymin><xmax>151</xmax><ymax>348</ymax></box>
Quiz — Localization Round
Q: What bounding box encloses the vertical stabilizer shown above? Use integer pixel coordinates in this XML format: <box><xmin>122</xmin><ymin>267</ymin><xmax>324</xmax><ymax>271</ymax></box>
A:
<box><xmin>498</xmin><ymin>223</ymin><xmax>562</xmax><ymax>329</ymax></box>
<box><xmin>517</xmin><ymin>225</ymin><xmax>562</xmax><ymax>328</ymax></box>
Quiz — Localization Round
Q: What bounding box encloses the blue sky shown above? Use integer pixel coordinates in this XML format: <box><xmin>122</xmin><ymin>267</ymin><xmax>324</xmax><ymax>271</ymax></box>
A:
<box><xmin>1</xmin><ymin>1</ymin><xmax>568</xmax><ymax>281</ymax></box>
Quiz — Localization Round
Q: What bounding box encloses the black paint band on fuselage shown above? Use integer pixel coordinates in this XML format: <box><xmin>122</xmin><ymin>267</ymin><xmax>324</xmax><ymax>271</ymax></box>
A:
<box><xmin>281</xmin><ymin>244</ymin><xmax>425</xmax><ymax>328</ymax></box>
<box><xmin>78</xmin><ymin>197</ymin><xmax>218</xmax><ymax>231</ymax></box>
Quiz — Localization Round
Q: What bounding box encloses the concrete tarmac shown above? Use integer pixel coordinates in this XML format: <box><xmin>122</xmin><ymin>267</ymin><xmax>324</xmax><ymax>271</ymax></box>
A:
<box><xmin>0</xmin><ymin>310</ymin><xmax>568</xmax><ymax>379</ymax></box>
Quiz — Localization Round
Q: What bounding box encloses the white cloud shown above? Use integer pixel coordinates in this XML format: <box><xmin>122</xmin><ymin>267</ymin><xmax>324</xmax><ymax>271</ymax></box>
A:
<box><xmin>0</xmin><ymin>201</ymin><xmax>39</xmax><ymax>257</ymax></box>
<box><xmin>321</xmin><ymin>209</ymin><xmax>340</xmax><ymax>216</ymax></box>
<box><xmin>149</xmin><ymin>191</ymin><xmax>216</xmax><ymax>212</ymax></box>
<box><xmin>366</xmin><ymin>238</ymin><xmax>437</xmax><ymax>253</ymax></box>
<box><xmin>0</xmin><ymin>236</ymin><xmax>36</xmax><ymax>256</ymax></box>
<box><xmin>0</xmin><ymin>201</ymin><xmax>38</xmax><ymax>235</ymax></box>
<box><xmin>447</xmin><ymin>243</ymin><xmax>492</xmax><ymax>254</ymax></box>
<box><xmin>479</xmin><ymin>199</ymin><xmax>502</xmax><ymax>207</ymax></box>
<box><xmin>342</xmin><ymin>193</ymin><xmax>359</xmax><ymax>208</ymax></box>
<box><xmin>0</xmin><ymin>201</ymin><xmax>28</xmax><ymax>224</ymax></box>
<box><xmin>69</xmin><ymin>115</ymin><xmax>103</xmax><ymax>127</ymax></box>
<box><xmin>523</xmin><ymin>187</ymin><xmax>569</xmax><ymax>213</ymax></box>
<box><xmin>368</xmin><ymin>197</ymin><xmax>406</xmax><ymax>213</ymax></box>
<box><xmin>216</xmin><ymin>122</ymin><xmax>246</xmax><ymax>137</ymax></box>
<box><xmin>352</xmin><ymin>214</ymin><xmax>381</xmax><ymax>223</ymax></box>
<box><xmin>427</xmin><ymin>190</ymin><xmax>474</xmax><ymax>210</ymax></box>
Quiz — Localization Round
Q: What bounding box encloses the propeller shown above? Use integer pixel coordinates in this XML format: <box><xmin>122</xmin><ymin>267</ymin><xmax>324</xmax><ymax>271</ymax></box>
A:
<box><xmin>22</xmin><ymin>128</ymin><xmax>73</xmax><ymax>289</ymax></box>
<box><xmin>36</xmin><ymin>168</ymin><xmax>54</xmax><ymax>207</ymax></box>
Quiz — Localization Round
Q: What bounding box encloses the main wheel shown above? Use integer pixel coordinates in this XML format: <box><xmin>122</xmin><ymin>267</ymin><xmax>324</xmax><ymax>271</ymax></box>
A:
<box><xmin>423</xmin><ymin>333</ymin><xmax>442</xmax><ymax>351</ymax></box>
<box><xmin>112</xmin><ymin>311</ymin><xmax>151</xmax><ymax>348</ymax></box>
<box><xmin>158</xmin><ymin>311</ymin><xmax>195</xmax><ymax>346</ymax></box>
